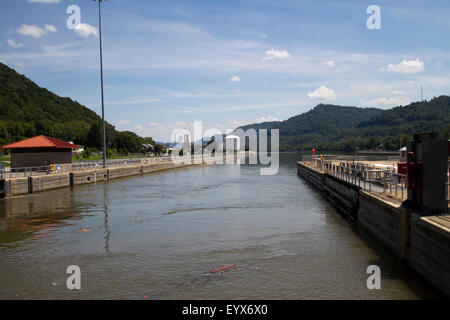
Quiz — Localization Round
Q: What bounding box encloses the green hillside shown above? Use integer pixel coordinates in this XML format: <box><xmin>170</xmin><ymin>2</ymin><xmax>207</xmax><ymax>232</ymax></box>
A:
<box><xmin>0</xmin><ymin>62</ymin><xmax>159</xmax><ymax>154</ymax></box>
<box><xmin>237</xmin><ymin>98</ymin><xmax>450</xmax><ymax>152</ymax></box>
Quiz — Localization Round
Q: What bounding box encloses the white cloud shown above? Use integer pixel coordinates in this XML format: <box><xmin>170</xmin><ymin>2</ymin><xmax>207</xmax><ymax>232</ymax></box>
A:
<box><xmin>7</xmin><ymin>39</ymin><xmax>24</xmax><ymax>48</ymax></box>
<box><xmin>229</xmin><ymin>75</ymin><xmax>240</xmax><ymax>82</ymax></box>
<box><xmin>324</xmin><ymin>60</ymin><xmax>335</xmax><ymax>67</ymax></box>
<box><xmin>262</xmin><ymin>49</ymin><xmax>290</xmax><ymax>61</ymax></box>
<box><xmin>260</xmin><ymin>34</ymin><xmax>268</xmax><ymax>38</ymax></box>
<box><xmin>437</xmin><ymin>61</ymin><xmax>443</xmax><ymax>67</ymax></box>
<box><xmin>307</xmin><ymin>86</ymin><xmax>337</xmax><ymax>100</ymax></box>
<box><xmin>135</xmin><ymin>124</ymin><xmax>143</xmax><ymax>130</ymax></box>
<box><xmin>391</xmin><ymin>90</ymin><xmax>406</xmax><ymax>95</ymax></box>
<box><xmin>117</xmin><ymin>120</ymin><xmax>131</xmax><ymax>126</ymax></box>
<box><xmin>17</xmin><ymin>24</ymin><xmax>47</xmax><ymax>38</ymax></box>
<box><xmin>254</xmin><ymin>116</ymin><xmax>280</xmax><ymax>123</ymax></box>
<box><xmin>28</xmin><ymin>0</ymin><xmax>60</xmax><ymax>3</ymax></box>
<box><xmin>74</xmin><ymin>23</ymin><xmax>99</xmax><ymax>38</ymax></box>
<box><xmin>361</xmin><ymin>96</ymin><xmax>411</xmax><ymax>107</ymax></box>
<box><xmin>44</xmin><ymin>25</ymin><xmax>57</xmax><ymax>33</ymax></box>
<box><xmin>383</xmin><ymin>58</ymin><xmax>425</xmax><ymax>74</ymax></box>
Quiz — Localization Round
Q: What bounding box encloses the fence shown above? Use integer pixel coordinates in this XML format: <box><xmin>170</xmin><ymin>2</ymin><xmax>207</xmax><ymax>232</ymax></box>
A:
<box><xmin>0</xmin><ymin>156</ymin><xmax>173</xmax><ymax>179</ymax></box>
<box><xmin>301</xmin><ymin>153</ymin><xmax>400</xmax><ymax>162</ymax></box>
<box><xmin>305</xmin><ymin>156</ymin><xmax>450</xmax><ymax>204</ymax></box>
<box><xmin>304</xmin><ymin>156</ymin><xmax>408</xmax><ymax>200</ymax></box>
<box><xmin>0</xmin><ymin>154</ymin><xmax>246</xmax><ymax>180</ymax></box>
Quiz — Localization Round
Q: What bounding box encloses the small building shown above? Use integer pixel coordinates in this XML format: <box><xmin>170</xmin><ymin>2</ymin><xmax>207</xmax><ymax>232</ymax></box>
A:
<box><xmin>142</xmin><ymin>143</ymin><xmax>155</xmax><ymax>153</ymax></box>
<box><xmin>225</xmin><ymin>134</ymin><xmax>240</xmax><ymax>152</ymax></box>
<box><xmin>0</xmin><ymin>135</ymin><xmax>80</xmax><ymax>169</ymax></box>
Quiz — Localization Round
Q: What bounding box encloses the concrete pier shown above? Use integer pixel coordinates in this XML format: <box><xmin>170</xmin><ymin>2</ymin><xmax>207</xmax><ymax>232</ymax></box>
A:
<box><xmin>297</xmin><ymin>161</ymin><xmax>450</xmax><ymax>296</ymax></box>
<box><xmin>2</xmin><ymin>160</ymin><xmax>204</xmax><ymax>197</ymax></box>
<box><xmin>1</xmin><ymin>155</ymin><xmax>244</xmax><ymax>198</ymax></box>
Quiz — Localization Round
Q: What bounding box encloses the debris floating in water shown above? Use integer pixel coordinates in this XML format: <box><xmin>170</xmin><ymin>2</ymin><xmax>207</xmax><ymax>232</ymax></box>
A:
<box><xmin>210</xmin><ymin>264</ymin><xmax>236</xmax><ymax>273</ymax></box>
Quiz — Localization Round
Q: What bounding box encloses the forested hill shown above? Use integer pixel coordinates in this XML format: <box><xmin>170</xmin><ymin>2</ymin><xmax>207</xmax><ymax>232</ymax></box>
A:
<box><xmin>0</xmin><ymin>62</ymin><xmax>157</xmax><ymax>154</ymax></box>
<box><xmin>236</xmin><ymin>98</ymin><xmax>450</xmax><ymax>152</ymax></box>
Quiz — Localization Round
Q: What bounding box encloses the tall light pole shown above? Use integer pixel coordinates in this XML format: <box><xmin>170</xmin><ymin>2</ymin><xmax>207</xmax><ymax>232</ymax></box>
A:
<box><xmin>94</xmin><ymin>0</ymin><xmax>107</xmax><ymax>167</ymax></box>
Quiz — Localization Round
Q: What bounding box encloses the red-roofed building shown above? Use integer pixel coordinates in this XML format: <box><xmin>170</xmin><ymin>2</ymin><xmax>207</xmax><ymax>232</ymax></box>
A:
<box><xmin>1</xmin><ymin>135</ymin><xmax>80</xmax><ymax>168</ymax></box>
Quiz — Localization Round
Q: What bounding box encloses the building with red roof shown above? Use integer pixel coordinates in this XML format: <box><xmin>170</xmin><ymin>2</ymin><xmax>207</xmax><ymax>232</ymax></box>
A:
<box><xmin>1</xmin><ymin>135</ymin><xmax>80</xmax><ymax>168</ymax></box>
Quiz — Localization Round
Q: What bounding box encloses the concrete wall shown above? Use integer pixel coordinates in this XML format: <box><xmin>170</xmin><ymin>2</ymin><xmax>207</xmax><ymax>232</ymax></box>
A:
<box><xmin>30</xmin><ymin>173</ymin><xmax>70</xmax><ymax>193</ymax></box>
<box><xmin>358</xmin><ymin>191</ymin><xmax>406</xmax><ymax>258</ymax></box>
<box><xmin>2</xmin><ymin>161</ymin><xmax>203</xmax><ymax>198</ymax></box>
<box><xmin>410</xmin><ymin>214</ymin><xmax>450</xmax><ymax>296</ymax></box>
<box><xmin>7</xmin><ymin>178</ymin><xmax>29</xmax><ymax>196</ymax></box>
<box><xmin>323</xmin><ymin>175</ymin><xmax>359</xmax><ymax>218</ymax></box>
<box><xmin>107</xmin><ymin>166</ymin><xmax>141</xmax><ymax>180</ymax></box>
<box><xmin>297</xmin><ymin>163</ymin><xmax>358</xmax><ymax>218</ymax></box>
<box><xmin>297</xmin><ymin>163</ymin><xmax>324</xmax><ymax>191</ymax></box>
<box><xmin>70</xmin><ymin>170</ymin><xmax>96</xmax><ymax>186</ymax></box>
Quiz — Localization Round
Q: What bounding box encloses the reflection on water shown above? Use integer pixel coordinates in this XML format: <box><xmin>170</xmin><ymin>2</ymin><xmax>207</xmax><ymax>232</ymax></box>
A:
<box><xmin>0</xmin><ymin>153</ymin><xmax>443</xmax><ymax>299</ymax></box>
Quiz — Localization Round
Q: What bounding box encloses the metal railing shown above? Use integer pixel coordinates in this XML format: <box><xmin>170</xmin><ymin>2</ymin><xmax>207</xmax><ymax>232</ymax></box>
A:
<box><xmin>0</xmin><ymin>154</ymin><xmax>246</xmax><ymax>180</ymax></box>
<box><xmin>302</xmin><ymin>153</ymin><xmax>400</xmax><ymax>162</ymax></box>
<box><xmin>0</xmin><ymin>156</ymin><xmax>174</xmax><ymax>179</ymax></box>
<box><xmin>305</xmin><ymin>157</ymin><xmax>409</xmax><ymax>200</ymax></box>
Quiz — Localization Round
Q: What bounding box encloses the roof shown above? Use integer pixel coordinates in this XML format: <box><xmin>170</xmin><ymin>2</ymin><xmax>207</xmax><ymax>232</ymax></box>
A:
<box><xmin>225</xmin><ymin>135</ymin><xmax>240</xmax><ymax>139</ymax></box>
<box><xmin>0</xmin><ymin>135</ymin><xmax>80</xmax><ymax>149</ymax></box>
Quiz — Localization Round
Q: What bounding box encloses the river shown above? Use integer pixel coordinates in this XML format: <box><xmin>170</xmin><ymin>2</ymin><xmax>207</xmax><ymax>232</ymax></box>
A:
<box><xmin>0</xmin><ymin>153</ymin><xmax>442</xmax><ymax>299</ymax></box>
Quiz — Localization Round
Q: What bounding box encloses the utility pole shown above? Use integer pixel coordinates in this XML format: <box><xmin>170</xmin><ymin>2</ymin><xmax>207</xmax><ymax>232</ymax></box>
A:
<box><xmin>94</xmin><ymin>0</ymin><xmax>107</xmax><ymax>167</ymax></box>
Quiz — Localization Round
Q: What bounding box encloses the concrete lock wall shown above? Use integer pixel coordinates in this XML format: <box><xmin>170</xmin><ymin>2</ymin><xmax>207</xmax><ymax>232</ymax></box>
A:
<box><xmin>107</xmin><ymin>166</ymin><xmax>142</xmax><ymax>180</ymax></box>
<box><xmin>95</xmin><ymin>169</ymin><xmax>109</xmax><ymax>182</ymax></box>
<box><xmin>358</xmin><ymin>191</ymin><xmax>405</xmax><ymax>258</ymax></box>
<box><xmin>142</xmin><ymin>163</ymin><xmax>174</xmax><ymax>174</ymax></box>
<box><xmin>2</xmin><ymin>160</ymin><xmax>203</xmax><ymax>198</ymax></box>
<box><xmin>70</xmin><ymin>169</ymin><xmax>110</xmax><ymax>186</ymax></box>
<box><xmin>297</xmin><ymin>162</ymin><xmax>406</xmax><ymax>258</ymax></box>
<box><xmin>30</xmin><ymin>173</ymin><xmax>70</xmax><ymax>193</ymax></box>
<box><xmin>297</xmin><ymin>163</ymin><xmax>358</xmax><ymax>218</ymax></box>
<box><xmin>8</xmin><ymin>177</ymin><xmax>29</xmax><ymax>196</ymax></box>
<box><xmin>323</xmin><ymin>175</ymin><xmax>359</xmax><ymax>218</ymax></box>
<box><xmin>410</xmin><ymin>214</ymin><xmax>450</xmax><ymax>296</ymax></box>
<box><xmin>71</xmin><ymin>170</ymin><xmax>96</xmax><ymax>186</ymax></box>
<box><xmin>297</xmin><ymin>164</ymin><xmax>324</xmax><ymax>191</ymax></box>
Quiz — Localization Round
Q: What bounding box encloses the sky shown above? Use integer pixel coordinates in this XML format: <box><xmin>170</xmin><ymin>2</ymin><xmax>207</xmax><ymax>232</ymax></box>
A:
<box><xmin>1</xmin><ymin>0</ymin><xmax>450</xmax><ymax>142</ymax></box>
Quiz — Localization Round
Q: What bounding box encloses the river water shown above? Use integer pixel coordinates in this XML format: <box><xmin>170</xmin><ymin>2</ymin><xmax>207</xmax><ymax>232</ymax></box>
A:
<box><xmin>0</xmin><ymin>153</ymin><xmax>442</xmax><ymax>299</ymax></box>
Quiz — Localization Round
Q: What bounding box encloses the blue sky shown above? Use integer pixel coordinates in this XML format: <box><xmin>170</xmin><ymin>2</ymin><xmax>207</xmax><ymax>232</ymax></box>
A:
<box><xmin>1</xmin><ymin>0</ymin><xmax>450</xmax><ymax>141</ymax></box>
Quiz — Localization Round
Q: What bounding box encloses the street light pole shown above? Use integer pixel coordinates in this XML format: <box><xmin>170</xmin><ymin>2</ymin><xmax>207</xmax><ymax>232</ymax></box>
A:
<box><xmin>95</xmin><ymin>0</ymin><xmax>107</xmax><ymax>167</ymax></box>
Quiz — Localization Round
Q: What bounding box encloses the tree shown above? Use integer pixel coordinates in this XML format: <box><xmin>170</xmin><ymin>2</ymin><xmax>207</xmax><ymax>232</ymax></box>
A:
<box><xmin>86</xmin><ymin>122</ymin><xmax>102</xmax><ymax>149</ymax></box>
<box><xmin>114</xmin><ymin>131</ymin><xmax>142</xmax><ymax>154</ymax></box>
